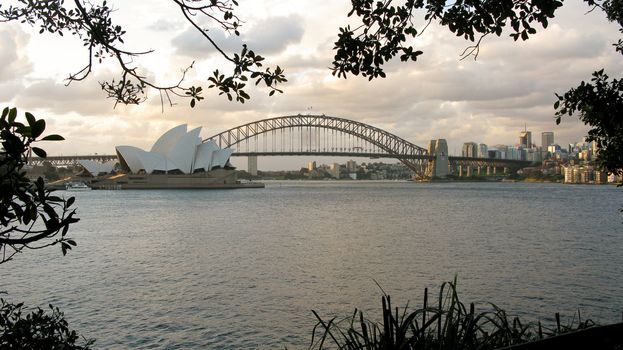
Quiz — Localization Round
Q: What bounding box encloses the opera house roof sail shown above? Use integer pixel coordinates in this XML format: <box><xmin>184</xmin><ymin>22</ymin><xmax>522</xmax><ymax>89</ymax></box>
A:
<box><xmin>115</xmin><ymin>124</ymin><xmax>234</xmax><ymax>175</ymax></box>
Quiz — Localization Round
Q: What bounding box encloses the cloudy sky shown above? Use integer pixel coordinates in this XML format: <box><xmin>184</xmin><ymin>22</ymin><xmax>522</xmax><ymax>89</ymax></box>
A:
<box><xmin>1</xmin><ymin>0</ymin><xmax>621</xmax><ymax>170</ymax></box>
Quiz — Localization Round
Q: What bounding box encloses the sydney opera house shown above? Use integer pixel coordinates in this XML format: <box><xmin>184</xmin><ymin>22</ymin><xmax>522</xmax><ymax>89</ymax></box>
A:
<box><xmin>83</xmin><ymin>124</ymin><xmax>261</xmax><ymax>189</ymax></box>
<box><xmin>115</xmin><ymin>124</ymin><xmax>233</xmax><ymax>175</ymax></box>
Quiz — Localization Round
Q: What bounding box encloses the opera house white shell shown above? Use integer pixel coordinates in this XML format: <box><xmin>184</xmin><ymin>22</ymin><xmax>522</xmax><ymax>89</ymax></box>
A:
<box><xmin>115</xmin><ymin>124</ymin><xmax>234</xmax><ymax>175</ymax></box>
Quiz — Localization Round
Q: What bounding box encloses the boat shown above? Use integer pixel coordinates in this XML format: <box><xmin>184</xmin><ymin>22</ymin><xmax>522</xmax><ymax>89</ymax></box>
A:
<box><xmin>65</xmin><ymin>182</ymin><xmax>92</xmax><ymax>191</ymax></box>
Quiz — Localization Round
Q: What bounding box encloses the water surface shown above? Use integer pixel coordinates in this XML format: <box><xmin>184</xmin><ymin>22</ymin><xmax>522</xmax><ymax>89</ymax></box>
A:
<box><xmin>2</xmin><ymin>181</ymin><xmax>622</xmax><ymax>349</ymax></box>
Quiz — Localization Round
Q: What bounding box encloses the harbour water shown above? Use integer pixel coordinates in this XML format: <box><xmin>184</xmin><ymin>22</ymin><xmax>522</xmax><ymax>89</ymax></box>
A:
<box><xmin>2</xmin><ymin>181</ymin><xmax>622</xmax><ymax>349</ymax></box>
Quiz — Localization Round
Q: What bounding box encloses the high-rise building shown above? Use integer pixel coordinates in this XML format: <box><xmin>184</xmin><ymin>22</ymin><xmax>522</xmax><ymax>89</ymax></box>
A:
<box><xmin>519</xmin><ymin>129</ymin><xmax>532</xmax><ymax>149</ymax></box>
<box><xmin>478</xmin><ymin>144</ymin><xmax>488</xmax><ymax>158</ymax></box>
<box><xmin>506</xmin><ymin>147</ymin><xmax>519</xmax><ymax>160</ymax></box>
<box><xmin>428</xmin><ymin>140</ymin><xmax>437</xmax><ymax>155</ymax></box>
<box><xmin>462</xmin><ymin>142</ymin><xmax>478</xmax><ymax>158</ymax></box>
<box><xmin>541</xmin><ymin>132</ymin><xmax>554</xmax><ymax>149</ymax></box>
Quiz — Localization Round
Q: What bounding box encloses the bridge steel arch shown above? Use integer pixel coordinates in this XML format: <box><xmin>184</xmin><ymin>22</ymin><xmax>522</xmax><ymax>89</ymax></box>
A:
<box><xmin>205</xmin><ymin>114</ymin><xmax>431</xmax><ymax>178</ymax></box>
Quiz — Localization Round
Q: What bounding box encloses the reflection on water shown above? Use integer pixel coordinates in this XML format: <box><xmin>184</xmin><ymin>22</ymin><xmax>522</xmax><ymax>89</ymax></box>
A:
<box><xmin>2</xmin><ymin>181</ymin><xmax>622</xmax><ymax>349</ymax></box>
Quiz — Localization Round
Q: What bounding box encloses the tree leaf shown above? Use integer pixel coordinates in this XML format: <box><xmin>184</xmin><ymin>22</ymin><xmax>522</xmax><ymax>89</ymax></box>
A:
<box><xmin>41</xmin><ymin>134</ymin><xmax>65</xmax><ymax>141</ymax></box>
<box><xmin>32</xmin><ymin>147</ymin><xmax>47</xmax><ymax>158</ymax></box>
<box><xmin>8</xmin><ymin>108</ymin><xmax>17</xmax><ymax>122</ymax></box>
<box><xmin>31</xmin><ymin>119</ymin><xmax>46</xmax><ymax>138</ymax></box>
<box><xmin>25</xmin><ymin>112</ymin><xmax>36</xmax><ymax>126</ymax></box>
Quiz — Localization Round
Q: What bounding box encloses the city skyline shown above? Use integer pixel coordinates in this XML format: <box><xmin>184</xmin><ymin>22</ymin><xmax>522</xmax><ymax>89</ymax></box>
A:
<box><xmin>1</xmin><ymin>1</ymin><xmax>621</xmax><ymax>171</ymax></box>
<box><xmin>32</xmin><ymin>125</ymin><xmax>595</xmax><ymax>172</ymax></box>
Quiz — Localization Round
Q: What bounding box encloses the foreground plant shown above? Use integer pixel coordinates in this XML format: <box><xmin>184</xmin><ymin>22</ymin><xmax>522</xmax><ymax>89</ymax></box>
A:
<box><xmin>1</xmin><ymin>106</ymin><xmax>80</xmax><ymax>264</ymax></box>
<box><xmin>309</xmin><ymin>278</ymin><xmax>598</xmax><ymax>350</ymax></box>
<box><xmin>0</xmin><ymin>298</ymin><xmax>94</xmax><ymax>349</ymax></box>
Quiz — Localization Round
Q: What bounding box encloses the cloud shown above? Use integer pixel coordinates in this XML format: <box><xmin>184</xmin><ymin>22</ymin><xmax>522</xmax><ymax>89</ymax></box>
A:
<box><xmin>0</xmin><ymin>25</ymin><xmax>32</xmax><ymax>102</ymax></box>
<box><xmin>147</xmin><ymin>19</ymin><xmax>184</xmax><ymax>32</ymax></box>
<box><xmin>14</xmin><ymin>76</ymin><xmax>116</xmax><ymax>116</ymax></box>
<box><xmin>172</xmin><ymin>15</ymin><xmax>304</xmax><ymax>58</ymax></box>
<box><xmin>0</xmin><ymin>25</ymin><xmax>32</xmax><ymax>81</ymax></box>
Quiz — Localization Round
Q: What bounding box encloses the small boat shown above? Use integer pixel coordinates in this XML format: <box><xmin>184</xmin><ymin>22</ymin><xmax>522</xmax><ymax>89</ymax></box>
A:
<box><xmin>65</xmin><ymin>182</ymin><xmax>92</xmax><ymax>191</ymax></box>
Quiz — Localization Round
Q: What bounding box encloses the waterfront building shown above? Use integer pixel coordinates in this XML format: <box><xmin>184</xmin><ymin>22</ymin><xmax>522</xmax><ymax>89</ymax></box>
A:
<box><xmin>595</xmin><ymin>170</ymin><xmax>608</xmax><ymax>184</ymax></box>
<box><xmin>115</xmin><ymin>124</ymin><xmax>233</xmax><ymax>175</ymax></box>
<box><xmin>346</xmin><ymin>160</ymin><xmax>357</xmax><ymax>173</ymax></box>
<box><xmin>308</xmin><ymin>161</ymin><xmax>317</xmax><ymax>171</ymax></box>
<box><xmin>573</xmin><ymin>166</ymin><xmax>582</xmax><ymax>183</ymax></box>
<box><xmin>76</xmin><ymin>124</ymin><xmax>261</xmax><ymax>189</ymax></box>
<box><xmin>564</xmin><ymin>166</ymin><xmax>575</xmax><ymax>183</ymax></box>
<box><xmin>329</xmin><ymin>163</ymin><xmax>340</xmax><ymax>179</ymax></box>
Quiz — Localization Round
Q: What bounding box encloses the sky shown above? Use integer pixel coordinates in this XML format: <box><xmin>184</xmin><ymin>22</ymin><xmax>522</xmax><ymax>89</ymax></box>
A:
<box><xmin>1</xmin><ymin>0</ymin><xmax>622</xmax><ymax>170</ymax></box>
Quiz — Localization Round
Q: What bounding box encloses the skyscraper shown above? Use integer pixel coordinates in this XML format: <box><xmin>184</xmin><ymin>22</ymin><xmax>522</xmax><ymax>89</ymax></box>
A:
<box><xmin>428</xmin><ymin>140</ymin><xmax>437</xmax><ymax>155</ymax></box>
<box><xmin>478</xmin><ymin>144</ymin><xmax>488</xmax><ymax>158</ymax></box>
<box><xmin>519</xmin><ymin>129</ymin><xmax>532</xmax><ymax>148</ymax></box>
<box><xmin>542</xmin><ymin>132</ymin><xmax>554</xmax><ymax>149</ymax></box>
<box><xmin>519</xmin><ymin>129</ymin><xmax>532</xmax><ymax>149</ymax></box>
<box><xmin>462</xmin><ymin>142</ymin><xmax>478</xmax><ymax>157</ymax></box>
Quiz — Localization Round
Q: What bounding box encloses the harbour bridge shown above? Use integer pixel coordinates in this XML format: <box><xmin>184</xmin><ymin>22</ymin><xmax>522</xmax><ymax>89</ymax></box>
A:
<box><xmin>29</xmin><ymin>114</ymin><xmax>532</xmax><ymax>179</ymax></box>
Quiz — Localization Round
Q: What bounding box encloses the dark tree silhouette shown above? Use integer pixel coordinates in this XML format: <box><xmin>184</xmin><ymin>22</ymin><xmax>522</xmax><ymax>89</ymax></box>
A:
<box><xmin>0</xmin><ymin>298</ymin><xmax>94</xmax><ymax>349</ymax></box>
<box><xmin>0</xmin><ymin>107</ymin><xmax>79</xmax><ymax>264</ymax></box>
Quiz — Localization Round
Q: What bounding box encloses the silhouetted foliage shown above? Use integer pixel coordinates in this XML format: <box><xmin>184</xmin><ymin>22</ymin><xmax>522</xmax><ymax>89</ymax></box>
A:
<box><xmin>0</xmin><ymin>107</ymin><xmax>79</xmax><ymax>264</ymax></box>
<box><xmin>332</xmin><ymin>0</ymin><xmax>563</xmax><ymax>79</ymax></box>
<box><xmin>309</xmin><ymin>279</ymin><xmax>604</xmax><ymax>350</ymax></box>
<box><xmin>0</xmin><ymin>0</ymin><xmax>286</xmax><ymax>107</ymax></box>
<box><xmin>0</xmin><ymin>298</ymin><xmax>94</xmax><ymax>349</ymax></box>
<box><xmin>555</xmin><ymin>71</ymin><xmax>623</xmax><ymax>178</ymax></box>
